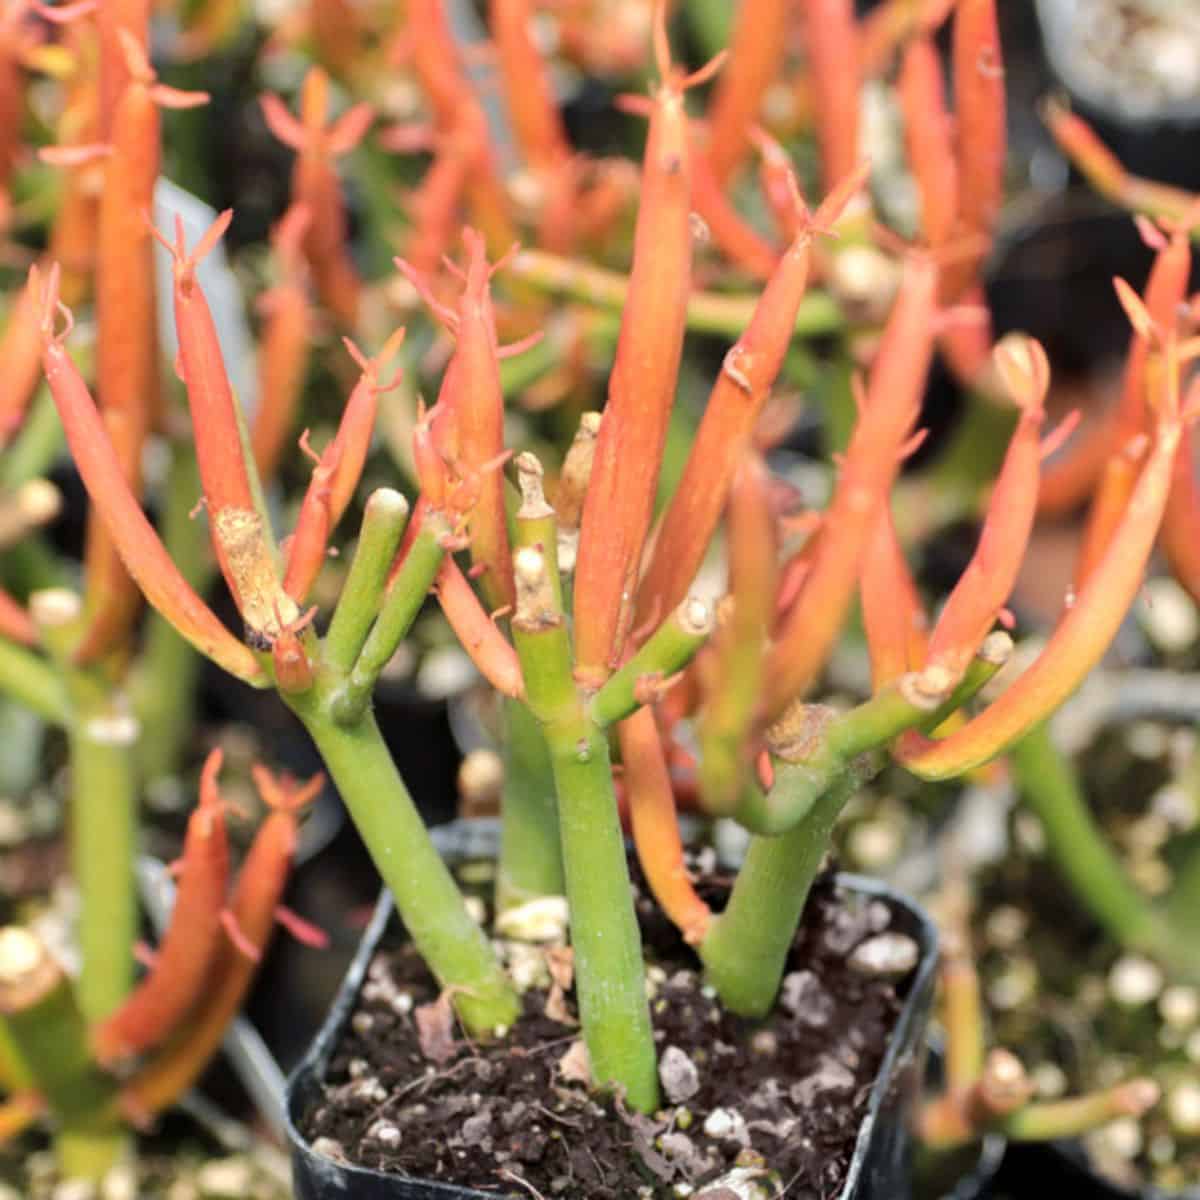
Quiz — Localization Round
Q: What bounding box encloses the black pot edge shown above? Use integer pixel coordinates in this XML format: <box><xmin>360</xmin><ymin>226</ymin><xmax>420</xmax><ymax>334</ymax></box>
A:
<box><xmin>997</xmin><ymin>1138</ymin><xmax>1200</xmax><ymax>1200</ymax></box>
<box><xmin>285</xmin><ymin>823</ymin><xmax>940</xmax><ymax>1200</ymax></box>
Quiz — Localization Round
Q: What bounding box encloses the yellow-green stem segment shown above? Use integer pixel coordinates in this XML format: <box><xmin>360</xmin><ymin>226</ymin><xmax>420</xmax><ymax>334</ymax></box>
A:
<box><xmin>511</xmin><ymin>545</ymin><xmax>659</xmax><ymax>1112</ymax></box>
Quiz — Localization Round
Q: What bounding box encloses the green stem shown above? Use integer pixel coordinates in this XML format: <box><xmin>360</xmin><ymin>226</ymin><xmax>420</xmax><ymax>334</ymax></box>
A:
<box><xmin>0</xmin><ymin>390</ymin><xmax>63</xmax><ymax>489</ymax></box>
<box><xmin>999</xmin><ymin>1081</ymin><xmax>1157</xmax><ymax>1141</ymax></box>
<box><xmin>589</xmin><ymin>598</ymin><xmax>713</xmax><ymax>728</ymax></box>
<box><xmin>701</xmin><ymin>775</ymin><xmax>856</xmax><ymax>1016</ymax></box>
<box><xmin>497</xmin><ymin>697</ymin><xmax>564</xmax><ymax>910</ymax></box>
<box><xmin>323</xmin><ymin>488</ymin><xmax>410</xmax><ymax>675</ymax></box>
<box><xmin>0</xmin><ymin>640</ymin><xmax>68</xmax><ymax>725</ymax></box>
<box><xmin>1011</xmin><ymin>724</ymin><xmax>1169</xmax><ymax>961</ymax></box>
<box><xmin>508</xmin><ymin>250</ymin><xmax>844</xmax><ymax>341</ymax></box>
<box><xmin>0</xmin><ymin>928</ymin><xmax>122</xmax><ymax>1178</ymax></box>
<box><xmin>135</xmin><ymin>443</ymin><xmax>209</xmax><ymax>784</ymax></box>
<box><xmin>293</xmin><ymin>696</ymin><xmax>520</xmax><ymax>1036</ymax></box>
<box><xmin>331</xmin><ymin>514</ymin><xmax>447</xmax><ymax>724</ymax></box>
<box><xmin>67</xmin><ymin>695</ymin><xmax>139</xmax><ymax>1023</ymax></box>
<box><xmin>0</xmin><ymin>536</ymin><xmax>67</xmax><ymax>596</ymax></box>
<box><xmin>686</xmin><ymin>0</ymin><xmax>733</xmax><ymax>58</ymax></box>
<box><xmin>512</xmin><ymin>558</ymin><xmax>659</xmax><ymax>1112</ymax></box>
<box><xmin>35</xmin><ymin>594</ymin><xmax>138</xmax><ymax>1025</ymax></box>
<box><xmin>1166</xmin><ymin>849</ymin><xmax>1200</xmax><ymax>940</ymax></box>
<box><xmin>542</xmin><ymin>709</ymin><xmax>658</xmax><ymax>1110</ymax></box>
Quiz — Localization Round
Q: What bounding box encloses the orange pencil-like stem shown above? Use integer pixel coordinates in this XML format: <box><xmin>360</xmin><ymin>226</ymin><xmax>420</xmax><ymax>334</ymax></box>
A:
<box><xmin>35</xmin><ymin>265</ymin><xmax>265</xmax><ymax>685</ymax></box>
<box><xmin>151</xmin><ymin>208</ymin><xmax>297</xmax><ymax>640</ymax></box>
<box><xmin>899</xmin><ymin>34</ymin><xmax>958</xmax><ymax>249</ymax></box>
<box><xmin>948</xmin><ymin>0</ymin><xmax>1004</xmax><ymax>295</ymax></box>
<box><xmin>91</xmin><ymin>749</ymin><xmax>231</xmax><ymax>1065</ymax></box>
<box><xmin>924</xmin><ymin>336</ymin><xmax>1049</xmax><ymax>682</ymax></box>
<box><xmin>119</xmin><ymin>766</ymin><xmax>320</xmax><ymax>1120</ymax></box>
<box><xmin>764</xmin><ymin>255</ymin><xmax>936</xmax><ymax>716</ymax></box>
<box><xmin>800</xmin><ymin>0</ymin><xmax>861</xmax><ymax>194</ymax></box>
<box><xmin>572</xmin><ymin>4</ymin><xmax>710</xmax><ymax>685</ymax></box>
<box><xmin>489</xmin><ymin>0</ymin><xmax>570</xmax><ymax>172</ymax></box>
<box><xmin>899</xmin><ymin>337</ymin><xmax>1188</xmax><ymax>779</ymax></box>
<box><xmin>1074</xmin><ymin>432</ymin><xmax>1147</xmax><ymax>593</ymax></box>
<box><xmin>252</xmin><ymin>205</ymin><xmax>313</xmax><ymax>483</ymax></box>
<box><xmin>697</xmin><ymin>455</ymin><xmax>778</xmax><ymax>815</ymax></box>
<box><xmin>0</xmin><ymin>589</ymin><xmax>36</xmax><ymax>647</ymax></box>
<box><xmin>620</xmin><ymin>706</ymin><xmax>711</xmax><ymax>944</ymax></box>
<box><xmin>400</xmin><ymin>231</ymin><xmax>515</xmax><ymax>611</ymax></box>
<box><xmin>434</xmin><ymin>557</ymin><xmax>524</xmax><ymax>698</ymax></box>
<box><xmin>705</xmin><ymin>0</ymin><xmax>790</xmax><ymax>183</ymax></box>
<box><xmin>260</xmin><ymin>68</ymin><xmax>372</xmax><ymax>328</ymax></box>
<box><xmin>95</xmin><ymin>0</ymin><xmax>150</xmax><ymax>135</ymax></box>
<box><xmin>1044</xmin><ymin>99</ymin><xmax>1199</xmax><ymax>228</ymax></box>
<box><xmin>405</xmin><ymin>0</ymin><xmax>517</xmax><ymax>255</ymax></box>
<box><xmin>0</xmin><ymin>272</ymin><xmax>44</xmax><ymax>450</ymax></box>
<box><xmin>77</xmin><ymin>35</ymin><xmax>209</xmax><ymax>664</ymax></box>
<box><xmin>282</xmin><ymin>329</ymin><xmax>405</xmax><ymax>603</ymax></box>
<box><xmin>1163</xmin><ymin>401</ymin><xmax>1200</xmax><ymax>605</ymax></box>
<box><xmin>861</xmin><ymin>504</ymin><xmax>928</xmax><ymax>689</ymax></box>
<box><xmin>398</xmin><ymin>130</ymin><xmax>472</xmax><ymax>279</ymax></box>
<box><xmin>1039</xmin><ymin>203</ymin><xmax>1197</xmax><ymax>515</ymax></box>
<box><xmin>637</xmin><ymin>164</ymin><xmax>867</xmax><ymax>628</ymax></box>
<box><xmin>690</xmin><ymin>145</ymin><xmax>780</xmax><ymax>279</ymax></box>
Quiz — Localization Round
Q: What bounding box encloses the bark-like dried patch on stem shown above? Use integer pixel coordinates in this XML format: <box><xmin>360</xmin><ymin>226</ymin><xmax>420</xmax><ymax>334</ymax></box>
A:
<box><xmin>763</xmin><ymin>701</ymin><xmax>835</xmax><ymax>763</ymax></box>
<box><xmin>214</xmin><ymin>507</ymin><xmax>298</xmax><ymax>643</ymax></box>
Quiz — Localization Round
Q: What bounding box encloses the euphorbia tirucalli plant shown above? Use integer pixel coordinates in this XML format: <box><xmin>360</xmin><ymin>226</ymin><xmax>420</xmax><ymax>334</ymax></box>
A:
<box><xmin>26</xmin><ymin>23</ymin><xmax>1198</xmax><ymax>1160</ymax></box>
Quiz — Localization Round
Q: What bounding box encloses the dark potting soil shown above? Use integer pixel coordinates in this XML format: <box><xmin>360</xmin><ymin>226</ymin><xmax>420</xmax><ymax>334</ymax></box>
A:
<box><xmin>300</xmin><ymin>873</ymin><xmax>911</xmax><ymax>1198</ymax></box>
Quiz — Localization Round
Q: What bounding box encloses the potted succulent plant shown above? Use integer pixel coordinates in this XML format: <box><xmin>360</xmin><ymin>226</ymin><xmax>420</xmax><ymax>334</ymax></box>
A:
<box><xmin>2</xmin><ymin>0</ymin><xmax>1199</xmax><ymax>1195</ymax></box>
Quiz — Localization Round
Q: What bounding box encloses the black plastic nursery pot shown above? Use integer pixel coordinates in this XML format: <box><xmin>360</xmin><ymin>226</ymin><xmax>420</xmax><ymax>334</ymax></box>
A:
<box><xmin>285</xmin><ymin>820</ymin><xmax>939</xmax><ymax>1200</ymax></box>
<box><xmin>996</xmin><ymin>1139</ymin><xmax>1200</xmax><ymax>1200</ymax></box>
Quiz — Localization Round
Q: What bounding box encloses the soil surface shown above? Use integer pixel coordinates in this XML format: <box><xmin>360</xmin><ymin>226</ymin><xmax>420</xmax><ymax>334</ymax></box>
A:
<box><xmin>301</xmin><ymin>872</ymin><xmax>915</xmax><ymax>1198</ymax></box>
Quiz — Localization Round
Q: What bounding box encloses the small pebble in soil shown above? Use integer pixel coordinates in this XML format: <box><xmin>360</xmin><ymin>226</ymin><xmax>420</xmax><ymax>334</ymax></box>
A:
<box><xmin>788</xmin><ymin>1054</ymin><xmax>857</xmax><ymax>1105</ymax></box>
<box><xmin>847</xmin><ymin>933</ymin><xmax>919</xmax><ymax>978</ymax></box>
<box><xmin>100</xmin><ymin>1166</ymin><xmax>136</xmax><ymax>1200</ymax></box>
<box><xmin>367</xmin><ymin>1120</ymin><xmax>403</xmax><ymax>1148</ymax></box>
<box><xmin>1151</xmin><ymin>782</ymin><xmax>1196</xmax><ymax>830</ymax></box>
<box><xmin>1108</xmin><ymin>955</ymin><xmax>1164</xmax><ymax>1007</ymax></box>
<box><xmin>659</xmin><ymin>1045</ymin><xmax>701</xmax><ymax>1103</ymax></box>
<box><xmin>1096</xmin><ymin>1116</ymin><xmax>1144</xmax><ymax>1161</ymax></box>
<box><xmin>196</xmin><ymin>1158</ymin><xmax>253</xmax><ymax>1198</ymax></box>
<box><xmin>779</xmin><ymin>970</ymin><xmax>833</xmax><ymax>1026</ymax></box>
<box><xmin>310</xmin><ymin>1137</ymin><xmax>345</xmax><ymax>1161</ymax></box>
<box><xmin>1187</xmin><ymin>1030</ymin><xmax>1200</xmax><ymax>1064</ymax></box>
<box><xmin>702</xmin><ymin>1107</ymin><xmax>748</xmax><ymax>1143</ymax></box>
<box><xmin>1031</xmin><ymin>1061</ymin><xmax>1068</xmax><ymax>1099</ymax></box>
<box><xmin>1148</xmin><ymin>1133</ymin><xmax>1176</xmax><ymax>1166</ymax></box>
<box><xmin>986</xmin><ymin>957</ymin><xmax>1038</xmax><ymax>1010</ymax></box>
<box><xmin>1159</xmin><ymin>985</ymin><xmax>1200</xmax><ymax>1029</ymax></box>
<box><xmin>1166</xmin><ymin>1081</ymin><xmax>1200</xmax><ymax>1135</ymax></box>
<box><xmin>1127</xmin><ymin>723</ymin><xmax>1169</xmax><ymax>760</ymax></box>
<box><xmin>983</xmin><ymin>905</ymin><xmax>1028</xmax><ymax>950</ymax></box>
<box><xmin>51</xmin><ymin>1182</ymin><xmax>94</xmax><ymax>1200</ymax></box>
<box><xmin>847</xmin><ymin>820</ymin><xmax>902</xmax><ymax>869</ymax></box>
